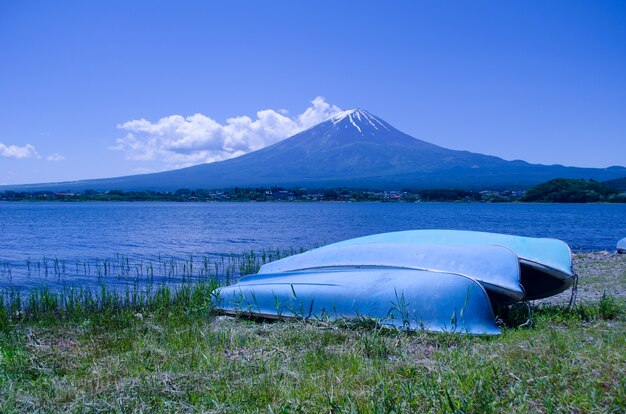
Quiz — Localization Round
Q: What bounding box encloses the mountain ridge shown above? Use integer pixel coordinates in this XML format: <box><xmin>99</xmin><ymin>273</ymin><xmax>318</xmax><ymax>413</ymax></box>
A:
<box><xmin>3</xmin><ymin>109</ymin><xmax>626</xmax><ymax>191</ymax></box>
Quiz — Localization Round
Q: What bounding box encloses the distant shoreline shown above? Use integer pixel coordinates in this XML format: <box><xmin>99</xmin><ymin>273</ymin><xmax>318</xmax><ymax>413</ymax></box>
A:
<box><xmin>1</xmin><ymin>197</ymin><xmax>625</xmax><ymax>204</ymax></box>
<box><xmin>2</xmin><ymin>178</ymin><xmax>624</xmax><ymax>203</ymax></box>
<box><xmin>2</xmin><ymin>198</ymin><xmax>626</xmax><ymax>204</ymax></box>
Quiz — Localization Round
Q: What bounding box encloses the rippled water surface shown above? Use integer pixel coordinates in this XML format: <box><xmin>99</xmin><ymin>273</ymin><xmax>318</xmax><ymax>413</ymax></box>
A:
<box><xmin>1</xmin><ymin>202</ymin><xmax>625</xmax><ymax>290</ymax></box>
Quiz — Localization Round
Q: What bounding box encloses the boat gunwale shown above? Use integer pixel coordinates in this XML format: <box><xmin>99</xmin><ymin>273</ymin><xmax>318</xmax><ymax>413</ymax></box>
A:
<box><xmin>319</xmin><ymin>229</ymin><xmax>574</xmax><ymax>275</ymax></box>
<box><xmin>518</xmin><ymin>258</ymin><xmax>573</xmax><ymax>281</ymax></box>
<box><xmin>246</xmin><ymin>263</ymin><xmax>525</xmax><ymax>301</ymax></box>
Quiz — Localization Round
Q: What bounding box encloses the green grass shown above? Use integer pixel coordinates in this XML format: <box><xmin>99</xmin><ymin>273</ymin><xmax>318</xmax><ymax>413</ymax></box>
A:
<box><xmin>0</xmin><ymin>255</ymin><xmax>625</xmax><ymax>413</ymax></box>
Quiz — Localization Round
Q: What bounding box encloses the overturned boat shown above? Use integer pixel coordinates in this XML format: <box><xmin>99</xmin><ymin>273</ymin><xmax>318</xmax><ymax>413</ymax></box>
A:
<box><xmin>618</xmin><ymin>237</ymin><xmax>626</xmax><ymax>254</ymax></box>
<box><xmin>213</xmin><ymin>267</ymin><xmax>501</xmax><ymax>335</ymax></box>
<box><xmin>310</xmin><ymin>230</ymin><xmax>575</xmax><ymax>300</ymax></box>
<box><xmin>212</xmin><ymin>230</ymin><xmax>575</xmax><ymax>335</ymax></box>
<box><xmin>260</xmin><ymin>243</ymin><xmax>525</xmax><ymax>306</ymax></box>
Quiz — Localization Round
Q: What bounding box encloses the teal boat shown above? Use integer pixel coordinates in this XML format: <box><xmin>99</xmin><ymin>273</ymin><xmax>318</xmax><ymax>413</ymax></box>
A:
<box><xmin>312</xmin><ymin>230</ymin><xmax>574</xmax><ymax>300</ymax></box>
<box><xmin>260</xmin><ymin>243</ymin><xmax>524</xmax><ymax>306</ymax></box>
<box><xmin>213</xmin><ymin>267</ymin><xmax>501</xmax><ymax>335</ymax></box>
<box><xmin>212</xmin><ymin>230</ymin><xmax>575</xmax><ymax>335</ymax></box>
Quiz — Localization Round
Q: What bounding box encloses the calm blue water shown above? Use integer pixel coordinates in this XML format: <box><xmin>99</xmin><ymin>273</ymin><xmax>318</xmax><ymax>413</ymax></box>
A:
<box><xmin>1</xmin><ymin>202</ymin><xmax>625</xmax><ymax>291</ymax></box>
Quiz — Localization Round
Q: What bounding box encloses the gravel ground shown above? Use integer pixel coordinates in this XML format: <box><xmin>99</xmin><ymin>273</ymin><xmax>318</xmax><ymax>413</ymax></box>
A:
<box><xmin>537</xmin><ymin>252</ymin><xmax>626</xmax><ymax>306</ymax></box>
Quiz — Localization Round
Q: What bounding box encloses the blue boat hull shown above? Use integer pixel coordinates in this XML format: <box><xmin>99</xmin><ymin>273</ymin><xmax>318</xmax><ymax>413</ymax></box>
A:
<box><xmin>212</xmin><ymin>230</ymin><xmax>576</xmax><ymax>335</ymax></box>
<box><xmin>313</xmin><ymin>230</ymin><xmax>573</xmax><ymax>300</ymax></box>
<box><xmin>260</xmin><ymin>243</ymin><xmax>524</xmax><ymax>305</ymax></box>
<box><xmin>214</xmin><ymin>267</ymin><xmax>501</xmax><ymax>335</ymax></box>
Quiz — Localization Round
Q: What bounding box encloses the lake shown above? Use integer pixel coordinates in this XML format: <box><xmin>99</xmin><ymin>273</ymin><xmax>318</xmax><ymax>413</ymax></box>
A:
<box><xmin>1</xmin><ymin>202</ymin><xmax>625</xmax><ymax>291</ymax></box>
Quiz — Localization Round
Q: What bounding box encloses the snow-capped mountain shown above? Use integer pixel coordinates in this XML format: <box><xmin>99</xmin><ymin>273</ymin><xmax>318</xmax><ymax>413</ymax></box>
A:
<box><xmin>4</xmin><ymin>109</ymin><xmax>626</xmax><ymax>191</ymax></box>
<box><xmin>328</xmin><ymin>108</ymin><xmax>393</xmax><ymax>135</ymax></box>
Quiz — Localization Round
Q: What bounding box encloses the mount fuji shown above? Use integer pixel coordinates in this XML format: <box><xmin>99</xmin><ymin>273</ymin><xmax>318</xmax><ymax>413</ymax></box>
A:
<box><xmin>5</xmin><ymin>109</ymin><xmax>626</xmax><ymax>191</ymax></box>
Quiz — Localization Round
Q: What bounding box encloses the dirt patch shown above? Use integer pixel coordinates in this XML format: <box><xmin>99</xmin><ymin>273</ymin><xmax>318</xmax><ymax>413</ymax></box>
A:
<box><xmin>537</xmin><ymin>252</ymin><xmax>626</xmax><ymax>306</ymax></box>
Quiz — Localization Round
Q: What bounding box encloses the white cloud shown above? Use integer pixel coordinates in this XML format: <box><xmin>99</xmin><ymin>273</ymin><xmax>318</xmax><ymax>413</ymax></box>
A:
<box><xmin>47</xmin><ymin>153</ymin><xmax>65</xmax><ymax>161</ymax></box>
<box><xmin>113</xmin><ymin>97</ymin><xmax>342</xmax><ymax>167</ymax></box>
<box><xmin>0</xmin><ymin>143</ymin><xmax>40</xmax><ymax>159</ymax></box>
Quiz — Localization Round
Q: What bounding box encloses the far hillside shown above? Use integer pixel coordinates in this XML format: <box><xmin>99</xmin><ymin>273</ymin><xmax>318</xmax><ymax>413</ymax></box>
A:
<box><xmin>522</xmin><ymin>178</ymin><xmax>626</xmax><ymax>203</ymax></box>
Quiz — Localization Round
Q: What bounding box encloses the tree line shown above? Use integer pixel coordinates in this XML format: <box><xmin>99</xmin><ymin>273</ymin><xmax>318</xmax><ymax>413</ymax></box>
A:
<box><xmin>1</xmin><ymin>178</ymin><xmax>624</xmax><ymax>203</ymax></box>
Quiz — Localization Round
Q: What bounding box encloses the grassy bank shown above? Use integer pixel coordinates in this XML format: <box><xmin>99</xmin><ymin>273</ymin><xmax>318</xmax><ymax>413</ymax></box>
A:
<box><xmin>0</xmin><ymin>254</ymin><xmax>624</xmax><ymax>412</ymax></box>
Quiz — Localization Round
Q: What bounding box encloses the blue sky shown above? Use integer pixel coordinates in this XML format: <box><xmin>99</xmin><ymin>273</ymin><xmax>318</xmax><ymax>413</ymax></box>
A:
<box><xmin>1</xmin><ymin>0</ymin><xmax>625</xmax><ymax>185</ymax></box>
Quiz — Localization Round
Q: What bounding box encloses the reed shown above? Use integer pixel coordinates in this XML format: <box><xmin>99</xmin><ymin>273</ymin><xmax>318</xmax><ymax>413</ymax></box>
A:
<box><xmin>0</xmin><ymin>247</ymin><xmax>305</xmax><ymax>324</ymax></box>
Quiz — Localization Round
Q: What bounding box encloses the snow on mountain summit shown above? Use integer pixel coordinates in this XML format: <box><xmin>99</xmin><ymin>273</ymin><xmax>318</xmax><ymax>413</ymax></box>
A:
<box><xmin>328</xmin><ymin>108</ymin><xmax>390</xmax><ymax>134</ymax></box>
